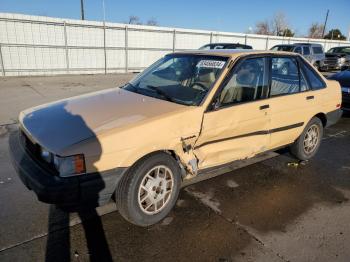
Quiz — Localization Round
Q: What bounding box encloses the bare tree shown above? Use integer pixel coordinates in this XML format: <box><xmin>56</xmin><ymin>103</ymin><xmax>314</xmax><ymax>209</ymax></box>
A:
<box><xmin>128</xmin><ymin>15</ymin><xmax>142</xmax><ymax>25</ymax></box>
<box><xmin>308</xmin><ymin>23</ymin><xmax>324</xmax><ymax>39</ymax></box>
<box><xmin>271</xmin><ymin>12</ymin><xmax>288</xmax><ymax>36</ymax></box>
<box><xmin>146</xmin><ymin>18</ymin><xmax>158</xmax><ymax>26</ymax></box>
<box><xmin>255</xmin><ymin>13</ymin><xmax>291</xmax><ymax>36</ymax></box>
<box><xmin>255</xmin><ymin>20</ymin><xmax>271</xmax><ymax>35</ymax></box>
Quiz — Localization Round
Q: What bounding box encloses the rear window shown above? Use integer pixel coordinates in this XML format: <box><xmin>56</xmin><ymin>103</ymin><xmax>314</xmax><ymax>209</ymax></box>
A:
<box><xmin>300</xmin><ymin>60</ymin><xmax>326</xmax><ymax>90</ymax></box>
<box><xmin>312</xmin><ymin>46</ymin><xmax>324</xmax><ymax>54</ymax></box>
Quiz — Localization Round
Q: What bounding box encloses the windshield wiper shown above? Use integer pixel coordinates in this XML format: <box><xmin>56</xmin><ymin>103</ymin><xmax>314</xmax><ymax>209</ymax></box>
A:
<box><xmin>146</xmin><ymin>85</ymin><xmax>176</xmax><ymax>103</ymax></box>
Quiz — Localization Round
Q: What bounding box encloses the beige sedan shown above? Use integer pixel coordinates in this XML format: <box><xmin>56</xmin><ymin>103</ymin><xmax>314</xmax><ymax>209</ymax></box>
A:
<box><xmin>10</xmin><ymin>50</ymin><xmax>342</xmax><ymax>226</ymax></box>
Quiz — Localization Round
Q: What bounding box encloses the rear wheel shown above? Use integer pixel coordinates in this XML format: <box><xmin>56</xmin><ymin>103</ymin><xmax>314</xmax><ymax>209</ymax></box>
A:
<box><xmin>116</xmin><ymin>152</ymin><xmax>181</xmax><ymax>226</ymax></box>
<box><xmin>290</xmin><ymin>117</ymin><xmax>323</xmax><ymax>160</ymax></box>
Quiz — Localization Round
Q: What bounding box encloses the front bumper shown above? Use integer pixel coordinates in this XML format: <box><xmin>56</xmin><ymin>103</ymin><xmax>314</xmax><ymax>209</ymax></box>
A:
<box><xmin>9</xmin><ymin>130</ymin><xmax>128</xmax><ymax>207</ymax></box>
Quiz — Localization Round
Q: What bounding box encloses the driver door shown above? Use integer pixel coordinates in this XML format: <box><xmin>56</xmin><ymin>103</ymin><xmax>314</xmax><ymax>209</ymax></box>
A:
<box><xmin>194</xmin><ymin>56</ymin><xmax>271</xmax><ymax>169</ymax></box>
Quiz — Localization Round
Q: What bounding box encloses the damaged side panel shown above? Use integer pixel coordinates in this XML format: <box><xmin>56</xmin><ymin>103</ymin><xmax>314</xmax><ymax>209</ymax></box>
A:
<box><xmin>175</xmin><ymin>135</ymin><xmax>199</xmax><ymax>178</ymax></box>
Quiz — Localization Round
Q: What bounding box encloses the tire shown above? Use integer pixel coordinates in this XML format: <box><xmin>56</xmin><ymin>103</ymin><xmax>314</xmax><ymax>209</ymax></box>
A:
<box><xmin>116</xmin><ymin>152</ymin><xmax>181</xmax><ymax>226</ymax></box>
<box><xmin>290</xmin><ymin>117</ymin><xmax>323</xmax><ymax>160</ymax></box>
<box><xmin>313</xmin><ymin>62</ymin><xmax>320</xmax><ymax>71</ymax></box>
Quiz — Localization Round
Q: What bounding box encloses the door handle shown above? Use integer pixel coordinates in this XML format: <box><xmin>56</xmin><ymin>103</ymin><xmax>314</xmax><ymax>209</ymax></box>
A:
<box><xmin>260</xmin><ymin>104</ymin><xmax>270</xmax><ymax>110</ymax></box>
<box><xmin>306</xmin><ymin>95</ymin><xmax>314</xmax><ymax>100</ymax></box>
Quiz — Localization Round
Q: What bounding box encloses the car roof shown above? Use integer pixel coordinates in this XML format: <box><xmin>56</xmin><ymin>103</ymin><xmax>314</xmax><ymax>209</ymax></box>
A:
<box><xmin>329</xmin><ymin>46</ymin><xmax>350</xmax><ymax>49</ymax></box>
<box><xmin>173</xmin><ymin>49</ymin><xmax>298</xmax><ymax>58</ymax></box>
<box><xmin>274</xmin><ymin>43</ymin><xmax>322</xmax><ymax>47</ymax></box>
<box><xmin>204</xmin><ymin>43</ymin><xmax>248</xmax><ymax>46</ymax></box>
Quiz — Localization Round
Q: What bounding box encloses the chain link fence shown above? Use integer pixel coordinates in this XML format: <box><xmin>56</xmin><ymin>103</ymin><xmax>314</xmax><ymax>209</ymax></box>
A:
<box><xmin>0</xmin><ymin>13</ymin><xmax>349</xmax><ymax>76</ymax></box>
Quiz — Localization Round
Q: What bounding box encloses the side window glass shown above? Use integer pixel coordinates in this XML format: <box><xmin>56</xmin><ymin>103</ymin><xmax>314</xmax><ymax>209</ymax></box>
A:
<box><xmin>300</xmin><ymin>71</ymin><xmax>308</xmax><ymax>92</ymax></box>
<box><xmin>270</xmin><ymin>57</ymin><xmax>300</xmax><ymax>96</ymax></box>
<box><xmin>303</xmin><ymin>47</ymin><xmax>311</xmax><ymax>55</ymax></box>
<box><xmin>219</xmin><ymin>57</ymin><xmax>268</xmax><ymax>105</ymax></box>
<box><xmin>300</xmin><ymin>61</ymin><xmax>326</xmax><ymax>90</ymax></box>
<box><xmin>294</xmin><ymin>47</ymin><xmax>302</xmax><ymax>54</ymax></box>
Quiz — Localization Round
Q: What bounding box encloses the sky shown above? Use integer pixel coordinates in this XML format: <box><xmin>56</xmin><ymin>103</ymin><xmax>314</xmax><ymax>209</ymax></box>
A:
<box><xmin>0</xmin><ymin>0</ymin><xmax>349</xmax><ymax>37</ymax></box>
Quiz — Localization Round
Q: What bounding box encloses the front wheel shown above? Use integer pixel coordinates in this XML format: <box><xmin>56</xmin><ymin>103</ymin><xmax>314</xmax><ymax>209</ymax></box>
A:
<box><xmin>116</xmin><ymin>152</ymin><xmax>181</xmax><ymax>226</ymax></box>
<box><xmin>290</xmin><ymin>117</ymin><xmax>323</xmax><ymax>160</ymax></box>
<box><xmin>313</xmin><ymin>62</ymin><xmax>320</xmax><ymax>71</ymax></box>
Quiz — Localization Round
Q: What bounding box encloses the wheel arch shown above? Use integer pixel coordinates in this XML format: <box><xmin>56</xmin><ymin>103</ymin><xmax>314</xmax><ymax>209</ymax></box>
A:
<box><xmin>127</xmin><ymin>149</ymin><xmax>186</xmax><ymax>178</ymax></box>
<box><xmin>314</xmin><ymin>112</ymin><xmax>327</xmax><ymax>127</ymax></box>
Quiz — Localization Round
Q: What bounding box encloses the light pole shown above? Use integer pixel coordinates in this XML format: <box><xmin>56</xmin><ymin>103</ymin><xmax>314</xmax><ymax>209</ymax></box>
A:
<box><xmin>80</xmin><ymin>0</ymin><xmax>85</xmax><ymax>20</ymax></box>
<box><xmin>322</xmin><ymin>9</ymin><xmax>329</xmax><ymax>38</ymax></box>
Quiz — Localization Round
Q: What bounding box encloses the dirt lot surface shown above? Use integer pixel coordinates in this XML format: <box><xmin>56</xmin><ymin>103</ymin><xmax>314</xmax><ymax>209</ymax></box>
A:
<box><xmin>0</xmin><ymin>73</ymin><xmax>349</xmax><ymax>262</ymax></box>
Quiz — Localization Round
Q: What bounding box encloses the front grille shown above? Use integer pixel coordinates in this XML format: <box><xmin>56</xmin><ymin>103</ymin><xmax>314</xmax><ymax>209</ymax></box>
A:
<box><xmin>20</xmin><ymin>130</ymin><xmax>41</xmax><ymax>159</ymax></box>
<box><xmin>324</xmin><ymin>57</ymin><xmax>339</xmax><ymax>66</ymax></box>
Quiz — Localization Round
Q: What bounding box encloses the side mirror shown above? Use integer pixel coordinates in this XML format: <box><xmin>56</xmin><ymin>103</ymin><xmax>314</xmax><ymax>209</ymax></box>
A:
<box><xmin>210</xmin><ymin>97</ymin><xmax>221</xmax><ymax>111</ymax></box>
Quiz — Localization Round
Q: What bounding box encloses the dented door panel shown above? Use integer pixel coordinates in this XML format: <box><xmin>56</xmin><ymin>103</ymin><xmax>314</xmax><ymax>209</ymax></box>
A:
<box><xmin>194</xmin><ymin>101</ymin><xmax>270</xmax><ymax>169</ymax></box>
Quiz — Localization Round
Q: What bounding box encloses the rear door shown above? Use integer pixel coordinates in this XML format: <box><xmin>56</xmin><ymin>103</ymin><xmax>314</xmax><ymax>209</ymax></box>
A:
<box><xmin>268</xmin><ymin>55</ymin><xmax>315</xmax><ymax>149</ymax></box>
<box><xmin>194</xmin><ymin>56</ymin><xmax>271</xmax><ymax>169</ymax></box>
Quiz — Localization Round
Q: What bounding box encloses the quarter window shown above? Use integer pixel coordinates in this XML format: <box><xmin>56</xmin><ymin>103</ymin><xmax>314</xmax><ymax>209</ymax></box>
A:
<box><xmin>300</xmin><ymin>61</ymin><xmax>326</xmax><ymax>90</ymax></box>
<box><xmin>270</xmin><ymin>57</ymin><xmax>302</xmax><ymax>96</ymax></box>
<box><xmin>219</xmin><ymin>57</ymin><xmax>268</xmax><ymax>105</ymax></box>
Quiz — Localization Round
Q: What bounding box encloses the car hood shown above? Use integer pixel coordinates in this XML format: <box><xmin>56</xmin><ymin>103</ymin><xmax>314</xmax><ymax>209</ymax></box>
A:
<box><xmin>325</xmin><ymin>52</ymin><xmax>349</xmax><ymax>58</ymax></box>
<box><xmin>19</xmin><ymin>88</ymin><xmax>186</xmax><ymax>155</ymax></box>
<box><xmin>328</xmin><ymin>70</ymin><xmax>350</xmax><ymax>87</ymax></box>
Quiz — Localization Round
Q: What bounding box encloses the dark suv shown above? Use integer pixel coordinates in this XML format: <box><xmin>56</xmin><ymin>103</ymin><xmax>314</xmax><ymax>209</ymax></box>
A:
<box><xmin>324</xmin><ymin>46</ymin><xmax>350</xmax><ymax>71</ymax></box>
<box><xmin>199</xmin><ymin>43</ymin><xmax>252</xmax><ymax>50</ymax></box>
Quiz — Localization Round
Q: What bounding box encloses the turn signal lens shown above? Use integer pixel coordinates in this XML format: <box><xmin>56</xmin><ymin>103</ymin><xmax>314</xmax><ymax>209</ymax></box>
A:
<box><xmin>53</xmin><ymin>154</ymin><xmax>86</xmax><ymax>177</ymax></box>
<box><xmin>74</xmin><ymin>154</ymin><xmax>85</xmax><ymax>174</ymax></box>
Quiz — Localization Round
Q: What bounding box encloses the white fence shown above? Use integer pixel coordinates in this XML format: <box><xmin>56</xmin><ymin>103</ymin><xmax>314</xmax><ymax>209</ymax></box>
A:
<box><xmin>0</xmin><ymin>13</ymin><xmax>349</xmax><ymax>76</ymax></box>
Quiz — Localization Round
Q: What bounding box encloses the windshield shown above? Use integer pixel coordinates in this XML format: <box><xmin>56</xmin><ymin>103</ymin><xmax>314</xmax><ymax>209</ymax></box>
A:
<box><xmin>328</xmin><ymin>47</ymin><xmax>350</xmax><ymax>54</ymax></box>
<box><xmin>271</xmin><ymin>45</ymin><xmax>294</xmax><ymax>52</ymax></box>
<box><xmin>123</xmin><ymin>54</ymin><xmax>228</xmax><ymax>106</ymax></box>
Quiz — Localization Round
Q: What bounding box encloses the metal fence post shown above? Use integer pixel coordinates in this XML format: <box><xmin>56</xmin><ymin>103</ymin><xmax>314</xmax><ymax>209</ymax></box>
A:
<box><xmin>173</xmin><ymin>29</ymin><xmax>176</xmax><ymax>52</ymax></box>
<box><xmin>244</xmin><ymin>34</ymin><xmax>247</xmax><ymax>45</ymax></box>
<box><xmin>0</xmin><ymin>44</ymin><xmax>5</xmax><ymax>76</ymax></box>
<box><xmin>265</xmin><ymin>37</ymin><xmax>269</xmax><ymax>50</ymax></box>
<box><xmin>103</xmin><ymin>21</ymin><xmax>107</xmax><ymax>74</ymax></box>
<box><xmin>210</xmin><ymin>32</ymin><xmax>213</xmax><ymax>44</ymax></box>
<box><xmin>63</xmin><ymin>21</ymin><xmax>69</xmax><ymax>73</ymax></box>
<box><xmin>125</xmin><ymin>26</ymin><xmax>128</xmax><ymax>73</ymax></box>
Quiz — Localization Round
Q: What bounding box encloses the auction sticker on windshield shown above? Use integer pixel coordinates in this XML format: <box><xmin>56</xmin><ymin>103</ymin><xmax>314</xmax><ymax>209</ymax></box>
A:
<box><xmin>197</xmin><ymin>60</ymin><xmax>225</xmax><ymax>69</ymax></box>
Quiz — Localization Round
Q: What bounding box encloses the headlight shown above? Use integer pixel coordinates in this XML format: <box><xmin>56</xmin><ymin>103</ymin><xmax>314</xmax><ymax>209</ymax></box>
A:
<box><xmin>340</xmin><ymin>57</ymin><xmax>346</xmax><ymax>63</ymax></box>
<box><xmin>40</xmin><ymin>148</ymin><xmax>52</xmax><ymax>163</ymax></box>
<box><xmin>341</xmin><ymin>87</ymin><xmax>350</xmax><ymax>94</ymax></box>
<box><xmin>53</xmin><ymin>154</ymin><xmax>86</xmax><ymax>177</ymax></box>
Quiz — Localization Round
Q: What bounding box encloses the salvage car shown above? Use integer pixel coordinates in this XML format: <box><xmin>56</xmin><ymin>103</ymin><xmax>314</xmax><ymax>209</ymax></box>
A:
<box><xmin>10</xmin><ymin>50</ymin><xmax>342</xmax><ymax>226</ymax></box>
<box><xmin>271</xmin><ymin>43</ymin><xmax>325</xmax><ymax>71</ymax></box>
<box><xmin>323</xmin><ymin>46</ymin><xmax>350</xmax><ymax>71</ymax></box>
<box><xmin>328</xmin><ymin>67</ymin><xmax>350</xmax><ymax>111</ymax></box>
